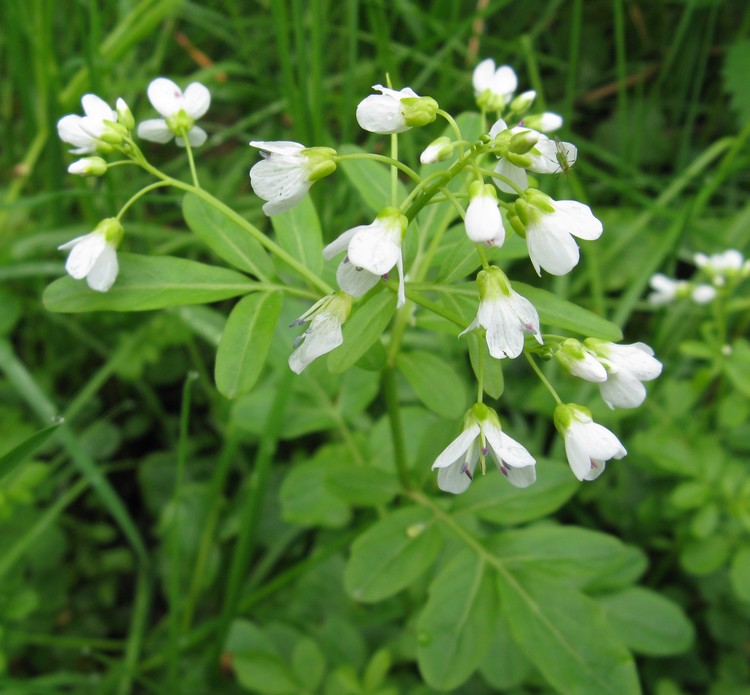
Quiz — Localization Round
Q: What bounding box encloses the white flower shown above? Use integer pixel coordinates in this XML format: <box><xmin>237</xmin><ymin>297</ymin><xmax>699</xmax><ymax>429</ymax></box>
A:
<box><xmin>432</xmin><ymin>403</ymin><xmax>536</xmax><ymax>494</ymax></box>
<box><xmin>555</xmin><ymin>404</ymin><xmax>626</xmax><ymax>481</ymax></box>
<box><xmin>137</xmin><ymin>77</ymin><xmax>210</xmax><ymax>147</ymax></box>
<box><xmin>460</xmin><ymin>266</ymin><xmax>543</xmax><ymax>359</ymax></box>
<box><xmin>490</xmin><ymin>120</ymin><xmax>577</xmax><ymax>194</ymax></box>
<box><xmin>58</xmin><ymin>218</ymin><xmax>123</xmax><ymax>292</ymax></box>
<box><xmin>647</xmin><ymin>273</ymin><xmax>685</xmax><ymax>306</ymax></box>
<box><xmin>323</xmin><ymin>208</ymin><xmax>408</xmax><ymax>308</ymax></box>
<box><xmin>695</xmin><ymin>249</ymin><xmax>749</xmax><ymax>286</ymax></box>
<box><xmin>289</xmin><ymin>293</ymin><xmax>352</xmax><ymax>374</ymax></box>
<box><xmin>464</xmin><ymin>182</ymin><xmax>503</xmax><ymax>245</ymax></box>
<box><xmin>249</xmin><ymin>141</ymin><xmax>336</xmax><ymax>216</ymax></box>
<box><xmin>57</xmin><ymin>94</ymin><xmax>118</xmax><ymax>155</ymax></box>
<box><xmin>555</xmin><ymin>339</ymin><xmax>608</xmax><ymax>383</ymax></box>
<box><xmin>517</xmin><ymin>192</ymin><xmax>603</xmax><ymax>276</ymax></box>
<box><xmin>473</xmin><ymin>60</ymin><xmax>517</xmax><ymax>110</ymax></box>
<box><xmin>356</xmin><ymin>85</ymin><xmax>437</xmax><ymax>134</ymax></box>
<box><xmin>691</xmin><ymin>284</ymin><xmax>717</xmax><ymax>304</ymax></box>
<box><xmin>583</xmin><ymin>340</ymin><xmax>663</xmax><ymax>409</ymax></box>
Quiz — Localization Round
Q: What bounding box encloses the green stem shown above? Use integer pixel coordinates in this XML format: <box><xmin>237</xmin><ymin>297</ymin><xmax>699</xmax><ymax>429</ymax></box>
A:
<box><xmin>390</xmin><ymin>132</ymin><xmax>398</xmax><ymax>205</ymax></box>
<box><xmin>383</xmin><ymin>367</ymin><xmax>412</xmax><ymax>491</ymax></box>
<box><xmin>525</xmin><ymin>351</ymin><xmax>562</xmax><ymax>404</ymax></box>
<box><xmin>437</xmin><ymin>109</ymin><xmax>464</xmax><ymax>155</ymax></box>
<box><xmin>336</xmin><ymin>152</ymin><xmax>421</xmax><ymax>184</ymax></box>
<box><xmin>116</xmin><ymin>181</ymin><xmax>172</xmax><ymax>222</ymax></box>
<box><xmin>181</xmin><ymin>134</ymin><xmax>201</xmax><ymax>188</ymax></box>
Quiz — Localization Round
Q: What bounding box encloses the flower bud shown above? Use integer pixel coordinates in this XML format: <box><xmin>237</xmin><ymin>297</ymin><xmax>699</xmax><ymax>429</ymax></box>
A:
<box><xmin>303</xmin><ymin>146</ymin><xmax>338</xmax><ymax>182</ymax></box>
<box><xmin>68</xmin><ymin>157</ymin><xmax>108</xmax><ymax>177</ymax></box>
<box><xmin>116</xmin><ymin>98</ymin><xmax>135</xmax><ymax>131</ymax></box>
<box><xmin>420</xmin><ymin>136</ymin><xmax>452</xmax><ymax>164</ymax></box>
<box><xmin>508</xmin><ymin>129</ymin><xmax>539</xmax><ymax>155</ymax></box>
<box><xmin>523</xmin><ymin>112</ymin><xmax>564</xmax><ymax>133</ymax></box>
<box><xmin>509</xmin><ymin>90</ymin><xmax>536</xmax><ymax>115</ymax></box>
<box><xmin>401</xmin><ymin>96</ymin><xmax>439</xmax><ymax>128</ymax></box>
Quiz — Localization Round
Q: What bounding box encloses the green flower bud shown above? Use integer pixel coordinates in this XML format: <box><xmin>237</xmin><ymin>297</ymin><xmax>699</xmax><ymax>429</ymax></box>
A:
<box><xmin>303</xmin><ymin>146</ymin><xmax>338</xmax><ymax>182</ymax></box>
<box><xmin>401</xmin><ymin>96</ymin><xmax>439</xmax><ymax>128</ymax></box>
<box><xmin>509</xmin><ymin>129</ymin><xmax>539</xmax><ymax>155</ymax></box>
<box><xmin>116</xmin><ymin>98</ymin><xmax>135</xmax><ymax>131</ymax></box>
<box><xmin>95</xmin><ymin>217</ymin><xmax>124</xmax><ymax>248</ymax></box>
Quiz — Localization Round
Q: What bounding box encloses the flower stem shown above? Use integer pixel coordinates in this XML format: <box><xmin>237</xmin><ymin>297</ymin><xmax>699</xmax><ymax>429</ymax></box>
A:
<box><xmin>437</xmin><ymin>108</ymin><xmax>464</xmax><ymax>156</ymax></box>
<box><xmin>116</xmin><ymin>181</ymin><xmax>172</xmax><ymax>222</ymax></box>
<box><xmin>336</xmin><ymin>153</ymin><xmax>421</xmax><ymax>184</ymax></box>
<box><xmin>182</xmin><ymin>136</ymin><xmax>201</xmax><ymax>188</ymax></box>
<box><xmin>383</xmin><ymin>366</ymin><xmax>412</xmax><ymax>491</ymax></box>
<box><xmin>525</xmin><ymin>351</ymin><xmax>562</xmax><ymax>404</ymax></box>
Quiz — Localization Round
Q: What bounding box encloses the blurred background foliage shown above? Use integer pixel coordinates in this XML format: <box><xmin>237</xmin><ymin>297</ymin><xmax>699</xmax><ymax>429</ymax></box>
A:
<box><xmin>1</xmin><ymin>0</ymin><xmax>750</xmax><ymax>693</ymax></box>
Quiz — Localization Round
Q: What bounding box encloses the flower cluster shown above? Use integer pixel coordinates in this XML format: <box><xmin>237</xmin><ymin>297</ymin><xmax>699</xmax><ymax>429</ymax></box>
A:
<box><xmin>54</xmin><ymin>61</ymin><xmax>662</xmax><ymax>491</ymax></box>
<box><xmin>56</xmin><ymin>77</ymin><xmax>211</xmax><ymax>291</ymax></box>
<box><xmin>648</xmin><ymin>249</ymin><xmax>750</xmax><ymax>307</ymax></box>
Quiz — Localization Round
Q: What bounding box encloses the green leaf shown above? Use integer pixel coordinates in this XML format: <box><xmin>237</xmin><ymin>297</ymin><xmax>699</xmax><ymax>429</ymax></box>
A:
<box><xmin>233</xmin><ymin>652</ymin><xmax>301</xmax><ymax>694</ymax></box>
<box><xmin>325</xmin><ymin>465</ymin><xmax>400</xmax><ymax>506</ymax></box>
<box><xmin>723</xmin><ymin>338</ymin><xmax>750</xmax><ymax>398</ymax></box>
<box><xmin>478</xmin><ymin>610</ymin><xmax>532</xmax><ymax>689</ymax></box>
<box><xmin>43</xmin><ymin>254</ymin><xmax>255</xmax><ymax>312</ymax></box>
<box><xmin>270</xmin><ymin>195</ymin><xmax>323</xmax><ymax>275</ymax></box>
<box><xmin>327</xmin><ymin>290</ymin><xmax>396</xmax><ymax>373</ymax></box>
<box><xmin>723</xmin><ymin>40</ymin><xmax>750</xmax><ymax>125</ymax></box>
<box><xmin>344</xmin><ymin>506</ymin><xmax>442</xmax><ymax>602</ymax></box>
<box><xmin>417</xmin><ymin>550</ymin><xmax>496</xmax><ymax>690</ymax></box>
<box><xmin>182</xmin><ymin>192</ymin><xmax>274</xmax><ymax>279</ymax></box>
<box><xmin>338</xmin><ymin>144</ymin><xmax>409</xmax><ymax>213</ymax></box>
<box><xmin>280</xmin><ymin>452</ymin><xmax>351</xmax><ymax>528</ymax></box>
<box><xmin>598</xmin><ymin>587</ymin><xmax>694</xmax><ymax>656</ymax></box>
<box><xmin>514</xmin><ymin>282</ymin><xmax>623</xmax><ymax>341</ymax></box>
<box><xmin>292</xmin><ymin>637</ymin><xmax>327</xmax><ymax>692</ymax></box>
<box><xmin>0</xmin><ymin>424</ymin><xmax>60</xmax><ymax>480</ymax></box>
<box><xmin>396</xmin><ymin>350</ymin><xmax>468</xmax><ymax>419</ymax></box>
<box><xmin>215</xmin><ymin>292</ymin><xmax>283</xmax><ymax>398</ymax></box>
<box><xmin>468</xmin><ymin>333</ymin><xmax>503</xmax><ymax>399</ymax></box>
<box><xmin>680</xmin><ymin>535</ymin><xmax>732</xmax><ymax>575</ymax></box>
<box><xmin>486</xmin><ymin>525</ymin><xmax>647</xmax><ymax>592</ymax></box>
<box><xmin>452</xmin><ymin>460</ymin><xmax>578</xmax><ymax>525</ymax></box>
<box><xmin>729</xmin><ymin>545</ymin><xmax>750</xmax><ymax>603</ymax></box>
<box><xmin>496</xmin><ymin>571</ymin><xmax>641</xmax><ymax>695</ymax></box>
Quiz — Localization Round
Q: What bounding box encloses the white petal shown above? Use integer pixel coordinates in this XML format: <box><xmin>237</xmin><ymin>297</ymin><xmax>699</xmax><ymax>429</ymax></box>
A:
<box><xmin>288</xmin><ymin>313</ymin><xmax>343</xmax><ymax>373</ymax></box>
<box><xmin>503</xmin><ymin>463</ymin><xmax>537</xmax><ymax>488</ymax></box>
<box><xmin>63</xmin><ymin>233</ymin><xmax>107</xmax><ymax>279</ymax></box>
<box><xmin>490</xmin><ymin>65</ymin><xmax>517</xmax><ymax>98</ymax></box>
<box><xmin>432</xmin><ymin>424</ymin><xmax>481</xmax><ymax>469</ymax></box>
<box><xmin>604</xmin><ymin>343</ymin><xmax>662</xmax><ymax>381</ymax></box>
<box><xmin>57</xmin><ymin>115</ymin><xmax>95</xmax><ymax>150</ymax></box>
<box><xmin>250</xmin><ymin>140</ymin><xmax>305</xmax><ymax>155</ymax></box>
<box><xmin>183</xmin><ymin>82</ymin><xmax>210</xmax><ymax>119</ymax></box>
<box><xmin>347</xmin><ymin>224</ymin><xmax>401</xmax><ymax>276</ymax></box>
<box><xmin>147</xmin><ymin>77</ymin><xmax>183</xmax><ymax>117</ymax></box>
<box><xmin>479</xmin><ymin>297</ymin><xmax>524</xmax><ymax>359</ymax></box>
<box><xmin>336</xmin><ymin>259</ymin><xmax>380</xmax><ymax>297</ymax></box>
<box><xmin>549</xmin><ymin>200</ymin><xmax>603</xmax><ymax>241</ymax></box>
<box><xmin>508</xmin><ymin>291</ymin><xmax>542</xmax><ymax>344</ymax></box>
<box><xmin>485</xmin><ymin>427</ymin><xmax>536</xmax><ymax>468</ymax></box>
<box><xmin>564</xmin><ymin>432</ymin><xmax>595</xmax><ymax>481</ymax></box>
<box><xmin>488</xmin><ymin>119</ymin><xmax>508</xmax><ymax>140</ymax></box>
<box><xmin>86</xmin><ymin>244</ymin><xmax>118</xmax><ymax>292</ymax></box>
<box><xmin>438</xmin><ymin>453</ymin><xmax>478</xmax><ymax>494</ymax></box>
<box><xmin>137</xmin><ymin>119</ymin><xmax>174</xmax><ymax>143</ymax></box>
<box><xmin>249</xmin><ymin>154</ymin><xmax>308</xmax><ymax>203</ymax></box>
<box><xmin>356</xmin><ymin>94</ymin><xmax>409</xmax><ymax>134</ymax></box>
<box><xmin>526</xmin><ymin>222</ymin><xmax>579</xmax><ymax>276</ymax></box>
<box><xmin>262</xmin><ymin>192</ymin><xmax>308</xmax><ymax>216</ymax></box>
<box><xmin>536</xmin><ymin>112</ymin><xmax>563</xmax><ymax>132</ymax></box>
<box><xmin>493</xmin><ymin>158</ymin><xmax>528</xmax><ymax>195</ymax></box>
<box><xmin>178</xmin><ymin>125</ymin><xmax>208</xmax><ymax>147</ymax></box>
<box><xmin>567</xmin><ymin>352</ymin><xmax>608</xmax><ymax>382</ymax></box>
<box><xmin>322</xmin><ymin>227</ymin><xmax>361</xmax><ymax>260</ymax></box>
<box><xmin>81</xmin><ymin>94</ymin><xmax>115</xmax><ymax>122</ymax></box>
<box><xmin>599</xmin><ymin>370</ymin><xmax>647</xmax><ymax>409</ymax></box>
<box><xmin>472</xmin><ymin>59</ymin><xmax>496</xmax><ymax>93</ymax></box>
<box><xmin>465</xmin><ymin>195</ymin><xmax>502</xmax><ymax>243</ymax></box>
<box><xmin>584</xmin><ymin>460</ymin><xmax>607</xmax><ymax>481</ymax></box>
<box><xmin>395</xmin><ymin>251</ymin><xmax>406</xmax><ymax>309</ymax></box>
<box><xmin>571</xmin><ymin>421</ymin><xmax>626</xmax><ymax>461</ymax></box>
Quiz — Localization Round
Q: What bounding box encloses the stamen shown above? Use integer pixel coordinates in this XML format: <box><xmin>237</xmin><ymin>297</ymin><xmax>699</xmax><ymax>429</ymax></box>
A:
<box><xmin>481</xmin><ymin>446</ymin><xmax>489</xmax><ymax>457</ymax></box>
<box><xmin>292</xmin><ymin>332</ymin><xmax>307</xmax><ymax>348</ymax></box>
<box><xmin>460</xmin><ymin>463</ymin><xmax>473</xmax><ymax>480</ymax></box>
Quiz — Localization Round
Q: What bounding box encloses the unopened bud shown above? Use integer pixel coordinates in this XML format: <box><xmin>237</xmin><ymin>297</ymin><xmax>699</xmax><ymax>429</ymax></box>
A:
<box><xmin>68</xmin><ymin>157</ymin><xmax>107</xmax><ymax>177</ymax></box>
